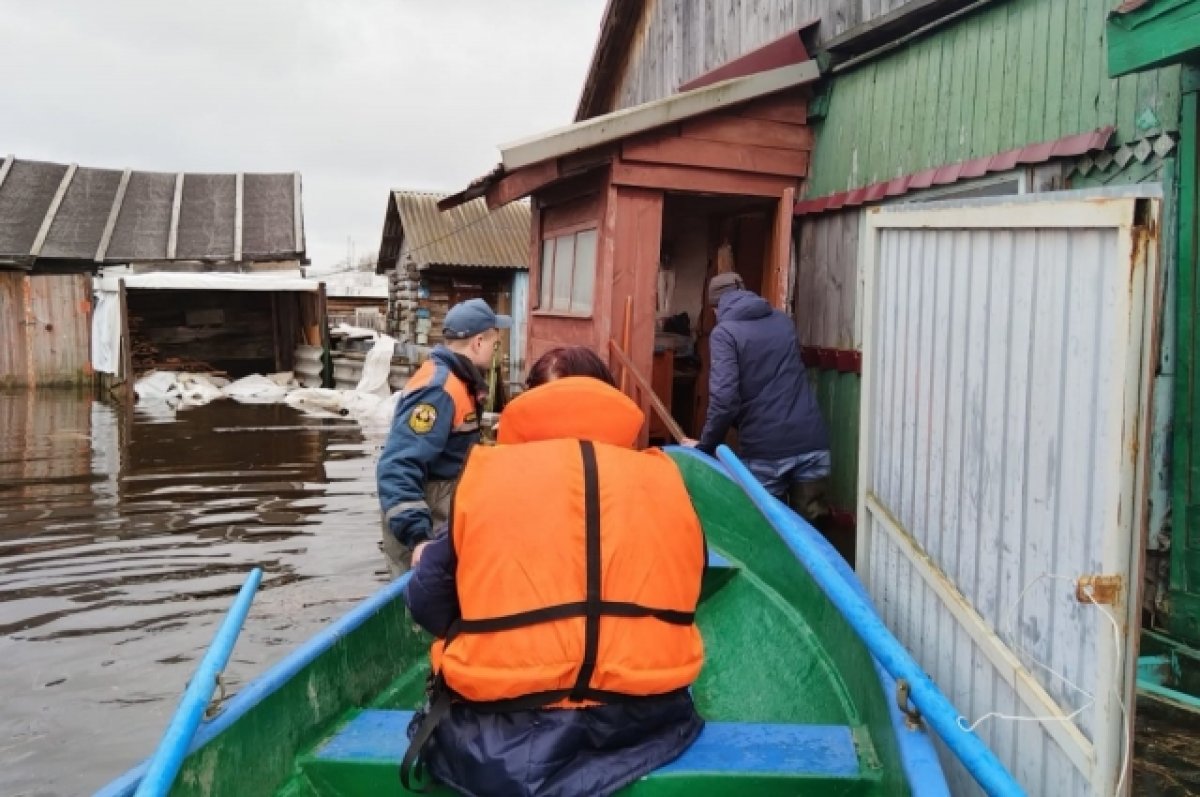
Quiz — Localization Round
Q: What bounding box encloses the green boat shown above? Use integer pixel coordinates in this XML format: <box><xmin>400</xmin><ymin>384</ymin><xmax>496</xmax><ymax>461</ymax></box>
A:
<box><xmin>98</xmin><ymin>450</ymin><xmax>950</xmax><ymax>796</ymax></box>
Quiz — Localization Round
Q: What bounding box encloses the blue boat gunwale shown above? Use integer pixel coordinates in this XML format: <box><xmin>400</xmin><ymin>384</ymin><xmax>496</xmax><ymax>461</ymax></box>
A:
<box><xmin>94</xmin><ymin>572</ymin><xmax>414</xmax><ymax>797</ymax></box>
<box><xmin>668</xmin><ymin>446</ymin><xmax>950</xmax><ymax>796</ymax></box>
<box><xmin>99</xmin><ymin>447</ymin><xmax>949</xmax><ymax>796</ymax></box>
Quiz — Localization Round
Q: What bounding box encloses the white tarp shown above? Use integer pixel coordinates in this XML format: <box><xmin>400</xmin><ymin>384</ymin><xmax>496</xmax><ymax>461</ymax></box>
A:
<box><xmin>91</xmin><ymin>290</ymin><xmax>122</xmax><ymax>375</ymax></box>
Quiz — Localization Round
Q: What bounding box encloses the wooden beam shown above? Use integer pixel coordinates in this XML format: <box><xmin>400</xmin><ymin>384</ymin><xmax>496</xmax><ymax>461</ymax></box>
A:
<box><xmin>608</xmin><ymin>338</ymin><xmax>686</xmax><ymax>443</ymax></box>
<box><xmin>738</xmin><ymin>91</ymin><xmax>809</xmax><ymax>125</ymax></box>
<box><xmin>682</xmin><ymin>115</ymin><xmax>814</xmax><ymax>150</ymax></box>
<box><xmin>118</xmin><ymin>278</ymin><xmax>133</xmax><ymax>387</ymax></box>
<box><xmin>485</xmin><ymin>159</ymin><xmax>560</xmax><ymax>208</ymax></box>
<box><xmin>0</xmin><ymin>155</ymin><xmax>14</xmax><ymax>192</ymax></box>
<box><xmin>293</xmin><ymin>172</ymin><xmax>305</xmax><ymax>254</ymax></box>
<box><xmin>233</xmin><ymin>173</ymin><xmax>244</xmax><ymax>262</ymax></box>
<box><xmin>95</xmin><ymin>169</ymin><xmax>132</xmax><ymax>263</ymax></box>
<box><xmin>1106</xmin><ymin>0</ymin><xmax>1200</xmax><ymax>77</ymax></box>
<box><xmin>622</xmin><ymin>134</ymin><xmax>809</xmax><ymax>177</ymax></box>
<box><xmin>167</xmin><ymin>172</ymin><xmax>184</xmax><ymax>259</ymax></box>
<box><xmin>764</xmin><ymin>186</ymin><xmax>795</xmax><ymax>309</ymax></box>
<box><xmin>611</xmin><ymin>160</ymin><xmax>795</xmax><ymax>197</ymax></box>
<box><xmin>30</xmin><ymin>163</ymin><xmax>77</xmax><ymax>258</ymax></box>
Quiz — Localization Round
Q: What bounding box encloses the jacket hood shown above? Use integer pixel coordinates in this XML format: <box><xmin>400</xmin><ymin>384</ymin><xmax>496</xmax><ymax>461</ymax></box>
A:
<box><xmin>497</xmin><ymin>377</ymin><xmax>645</xmax><ymax>447</ymax></box>
<box><xmin>716</xmin><ymin>289</ymin><xmax>772</xmax><ymax>322</ymax></box>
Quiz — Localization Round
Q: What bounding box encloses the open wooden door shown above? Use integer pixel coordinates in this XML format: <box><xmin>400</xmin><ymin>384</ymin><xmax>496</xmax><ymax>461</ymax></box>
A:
<box><xmin>762</xmin><ymin>186</ymin><xmax>796</xmax><ymax>309</ymax></box>
<box><xmin>857</xmin><ymin>190</ymin><xmax>1158</xmax><ymax>795</ymax></box>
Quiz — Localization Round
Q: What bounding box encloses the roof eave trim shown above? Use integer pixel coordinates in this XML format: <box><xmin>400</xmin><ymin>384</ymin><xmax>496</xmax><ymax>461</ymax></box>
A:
<box><xmin>501</xmin><ymin>60</ymin><xmax>820</xmax><ymax>171</ymax></box>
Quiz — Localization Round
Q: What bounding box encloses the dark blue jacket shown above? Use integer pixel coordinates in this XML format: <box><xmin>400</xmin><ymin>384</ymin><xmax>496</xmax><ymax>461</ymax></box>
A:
<box><xmin>698</xmin><ymin>290</ymin><xmax>829</xmax><ymax>460</ymax></box>
<box><xmin>376</xmin><ymin>347</ymin><xmax>485</xmax><ymax>548</ymax></box>
<box><xmin>405</xmin><ymin>534</ymin><xmax>704</xmax><ymax>797</ymax></box>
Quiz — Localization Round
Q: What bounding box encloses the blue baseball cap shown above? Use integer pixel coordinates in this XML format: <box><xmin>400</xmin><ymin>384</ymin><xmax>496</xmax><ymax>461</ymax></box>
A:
<box><xmin>443</xmin><ymin>298</ymin><xmax>512</xmax><ymax>339</ymax></box>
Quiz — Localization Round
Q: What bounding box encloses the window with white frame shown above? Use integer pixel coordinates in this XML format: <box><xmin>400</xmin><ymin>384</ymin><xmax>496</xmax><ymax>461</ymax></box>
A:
<box><xmin>538</xmin><ymin>228</ymin><xmax>597</xmax><ymax>314</ymax></box>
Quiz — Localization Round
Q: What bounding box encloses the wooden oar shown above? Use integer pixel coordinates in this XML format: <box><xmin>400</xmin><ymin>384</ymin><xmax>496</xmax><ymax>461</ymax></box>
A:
<box><xmin>134</xmin><ymin>568</ymin><xmax>263</xmax><ymax>797</ymax></box>
<box><xmin>607</xmin><ymin>338</ymin><xmax>687</xmax><ymax>444</ymax></box>
<box><xmin>618</xmin><ymin>297</ymin><xmax>633</xmax><ymax>394</ymax></box>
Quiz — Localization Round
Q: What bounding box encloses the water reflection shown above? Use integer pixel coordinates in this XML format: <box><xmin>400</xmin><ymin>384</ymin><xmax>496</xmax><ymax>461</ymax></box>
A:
<box><xmin>0</xmin><ymin>391</ymin><xmax>388</xmax><ymax>796</ymax></box>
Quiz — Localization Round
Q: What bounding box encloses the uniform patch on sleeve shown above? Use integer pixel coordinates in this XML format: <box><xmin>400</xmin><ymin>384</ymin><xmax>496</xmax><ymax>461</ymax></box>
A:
<box><xmin>408</xmin><ymin>403</ymin><xmax>438</xmax><ymax>434</ymax></box>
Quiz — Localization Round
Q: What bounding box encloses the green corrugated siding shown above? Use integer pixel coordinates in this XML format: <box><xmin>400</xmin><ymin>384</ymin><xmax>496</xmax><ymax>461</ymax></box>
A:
<box><xmin>809</xmin><ymin>0</ymin><xmax>1183</xmax><ymax>196</ymax></box>
<box><xmin>813</xmin><ymin>370</ymin><xmax>860</xmax><ymax>511</ymax></box>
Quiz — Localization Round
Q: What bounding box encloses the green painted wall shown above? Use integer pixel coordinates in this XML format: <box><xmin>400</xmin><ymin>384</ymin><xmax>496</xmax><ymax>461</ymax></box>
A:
<box><xmin>809</xmin><ymin>0</ymin><xmax>1183</xmax><ymax>196</ymax></box>
<box><xmin>811</xmin><ymin>370</ymin><xmax>859</xmax><ymax>512</ymax></box>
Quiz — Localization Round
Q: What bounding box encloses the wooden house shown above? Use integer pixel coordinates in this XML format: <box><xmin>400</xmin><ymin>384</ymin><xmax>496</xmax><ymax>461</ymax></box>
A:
<box><xmin>376</xmin><ymin>191</ymin><xmax>531</xmax><ymax>388</ymax></box>
<box><xmin>0</xmin><ymin>156</ymin><xmax>319</xmax><ymax>389</ymax></box>
<box><xmin>445</xmin><ymin>2</ymin><xmax>1199</xmax><ymax>792</ymax></box>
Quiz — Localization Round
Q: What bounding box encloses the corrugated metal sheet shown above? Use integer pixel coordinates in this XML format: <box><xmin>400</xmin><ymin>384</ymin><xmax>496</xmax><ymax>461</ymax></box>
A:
<box><xmin>0</xmin><ymin>157</ymin><xmax>304</xmax><ymax>265</ymax></box>
<box><xmin>859</xmin><ymin>193</ymin><xmax>1155</xmax><ymax>795</ymax></box>
<box><xmin>393</xmin><ymin>192</ymin><xmax>530</xmax><ymax>270</ymax></box>
<box><xmin>0</xmin><ymin>272</ymin><xmax>92</xmax><ymax>387</ymax></box>
<box><xmin>795</xmin><ymin>128</ymin><xmax>1114</xmax><ymax>215</ymax></box>
<box><xmin>809</xmin><ymin>0</ymin><xmax>1182</xmax><ymax>197</ymax></box>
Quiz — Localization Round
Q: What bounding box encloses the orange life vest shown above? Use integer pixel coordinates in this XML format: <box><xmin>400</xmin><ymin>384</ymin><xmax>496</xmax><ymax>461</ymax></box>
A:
<box><xmin>431</xmin><ymin>377</ymin><xmax>705</xmax><ymax>707</ymax></box>
<box><xmin>403</xmin><ymin>356</ymin><xmax>479</xmax><ymax>432</ymax></box>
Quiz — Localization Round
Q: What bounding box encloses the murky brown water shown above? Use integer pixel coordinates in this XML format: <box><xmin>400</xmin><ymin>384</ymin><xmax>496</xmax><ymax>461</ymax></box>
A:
<box><xmin>2</xmin><ymin>390</ymin><xmax>1196</xmax><ymax>796</ymax></box>
<box><xmin>0</xmin><ymin>390</ymin><xmax>390</xmax><ymax>797</ymax></box>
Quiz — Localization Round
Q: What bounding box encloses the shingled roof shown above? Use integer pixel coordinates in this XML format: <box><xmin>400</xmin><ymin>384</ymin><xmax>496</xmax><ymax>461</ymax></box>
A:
<box><xmin>378</xmin><ymin>190</ymin><xmax>530</xmax><ymax>273</ymax></box>
<box><xmin>0</xmin><ymin>156</ymin><xmax>305</xmax><ymax>268</ymax></box>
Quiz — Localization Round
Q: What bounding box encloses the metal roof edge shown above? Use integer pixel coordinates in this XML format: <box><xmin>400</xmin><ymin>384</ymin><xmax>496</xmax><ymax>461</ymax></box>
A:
<box><xmin>794</xmin><ymin>127</ymin><xmax>1116</xmax><ymax>216</ymax></box>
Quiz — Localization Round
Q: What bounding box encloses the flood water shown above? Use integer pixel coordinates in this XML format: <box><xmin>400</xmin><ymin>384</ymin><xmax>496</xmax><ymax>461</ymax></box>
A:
<box><xmin>0</xmin><ymin>391</ymin><xmax>390</xmax><ymax>797</ymax></box>
<box><xmin>1</xmin><ymin>391</ymin><xmax>1197</xmax><ymax>796</ymax></box>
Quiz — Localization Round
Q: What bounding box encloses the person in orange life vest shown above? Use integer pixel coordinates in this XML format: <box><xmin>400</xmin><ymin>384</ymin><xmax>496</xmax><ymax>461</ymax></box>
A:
<box><xmin>376</xmin><ymin>298</ymin><xmax>510</xmax><ymax>577</ymax></box>
<box><xmin>402</xmin><ymin>348</ymin><xmax>706</xmax><ymax>797</ymax></box>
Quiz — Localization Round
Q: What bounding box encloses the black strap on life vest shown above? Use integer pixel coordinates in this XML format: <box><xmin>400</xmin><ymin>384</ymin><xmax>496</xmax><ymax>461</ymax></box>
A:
<box><xmin>399</xmin><ymin>674</ymin><xmax>452</xmax><ymax>792</ymax></box>
<box><xmin>398</xmin><ymin>440</ymin><xmax>696</xmax><ymax>787</ymax></box>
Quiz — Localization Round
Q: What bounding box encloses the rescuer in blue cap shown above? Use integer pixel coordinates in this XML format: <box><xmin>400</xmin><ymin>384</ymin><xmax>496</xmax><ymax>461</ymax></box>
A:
<box><xmin>377</xmin><ymin>298</ymin><xmax>511</xmax><ymax>575</ymax></box>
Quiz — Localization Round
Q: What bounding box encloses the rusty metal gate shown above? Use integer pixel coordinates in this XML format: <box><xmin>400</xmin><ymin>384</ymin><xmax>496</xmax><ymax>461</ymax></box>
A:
<box><xmin>858</xmin><ymin>191</ymin><xmax>1158</xmax><ymax>795</ymax></box>
<box><xmin>0</xmin><ymin>272</ymin><xmax>92</xmax><ymax>388</ymax></box>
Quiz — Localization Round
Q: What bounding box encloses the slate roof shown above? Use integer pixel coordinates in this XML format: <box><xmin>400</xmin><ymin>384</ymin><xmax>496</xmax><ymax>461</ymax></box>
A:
<box><xmin>0</xmin><ymin>156</ymin><xmax>305</xmax><ymax>267</ymax></box>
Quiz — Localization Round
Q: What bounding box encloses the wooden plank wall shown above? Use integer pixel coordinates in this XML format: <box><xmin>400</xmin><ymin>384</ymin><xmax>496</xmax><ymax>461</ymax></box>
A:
<box><xmin>794</xmin><ymin>210</ymin><xmax>860</xmax><ymax>350</ymax></box>
<box><xmin>0</xmin><ymin>272</ymin><xmax>30</xmax><ymax>388</ymax></box>
<box><xmin>0</xmin><ymin>272</ymin><xmax>92</xmax><ymax>388</ymax></box>
<box><xmin>611</xmin><ymin>0</ymin><xmax>910</xmax><ymax>111</ymax></box>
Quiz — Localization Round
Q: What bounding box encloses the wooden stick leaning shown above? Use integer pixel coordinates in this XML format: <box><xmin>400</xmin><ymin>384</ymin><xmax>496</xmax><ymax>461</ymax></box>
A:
<box><xmin>607</xmin><ymin>338</ymin><xmax>687</xmax><ymax>444</ymax></box>
<box><xmin>618</xmin><ymin>296</ymin><xmax>633</xmax><ymax>394</ymax></box>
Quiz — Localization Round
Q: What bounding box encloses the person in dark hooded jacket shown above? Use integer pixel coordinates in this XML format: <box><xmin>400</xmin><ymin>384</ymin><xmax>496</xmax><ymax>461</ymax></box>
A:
<box><xmin>691</xmin><ymin>273</ymin><xmax>831</xmax><ymax>520</ymax></box>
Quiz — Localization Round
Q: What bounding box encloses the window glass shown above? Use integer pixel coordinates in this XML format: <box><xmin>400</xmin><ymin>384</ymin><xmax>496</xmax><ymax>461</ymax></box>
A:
<box><xmin>551</xmin><ymin>235</ymin><xmax>574</xmax><ymax>311</ymax></box>
<box><xmin>539</xmin><ymin>238</ymin><xmax>554</xmax><ymax>309</ymax></box>
<box><xmin>570</xmin><ymin>229</ymin><xmax>597</xmax><ymax>313</ymax></box>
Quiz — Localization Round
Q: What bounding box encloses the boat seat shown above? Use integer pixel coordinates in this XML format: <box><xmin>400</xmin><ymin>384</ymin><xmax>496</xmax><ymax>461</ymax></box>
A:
<box><xmin>303</xmin><ymin>709</ymin><xmax>868</xmax><ymax>795</ymax></box>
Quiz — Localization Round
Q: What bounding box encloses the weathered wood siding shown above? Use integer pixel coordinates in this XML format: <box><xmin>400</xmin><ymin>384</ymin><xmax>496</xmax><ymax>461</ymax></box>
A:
<box><xmin>0</xmin><ymin>272</ymin><xmax>93</xmax><ymax>389</ymax></box>
<box><xmin>795</xmin><ymin>209</ymin><xmax>860</xmax><ymax>349</ymax></box>
<box><xmin>610</xmin><ymin>0</ymin><xmax>914</xmax><ymax>111</ymax></box>
<box><xmin>809</xmin><ymin>0</ymin><xmax>1182</xmax><ymax>195</ymax></box>
<box><xmin>795</xmin><ymin>209</ymin><xmax>863</xmax><ymax>514</ymax></box>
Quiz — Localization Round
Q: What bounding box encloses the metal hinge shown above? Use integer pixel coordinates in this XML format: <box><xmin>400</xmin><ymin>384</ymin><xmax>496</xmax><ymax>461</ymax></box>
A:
<box><xmin>1076</xmin><ymin>575</ymin><xmax>1122</xmax><ymax>605</ymax></box>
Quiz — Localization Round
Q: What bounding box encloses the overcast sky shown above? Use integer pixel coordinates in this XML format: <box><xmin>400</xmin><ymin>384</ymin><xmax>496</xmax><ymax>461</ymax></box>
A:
<box><xmin>0</xmin><ymin>0</ymin><xmax>606</xmax><ymax>268</ymax></box>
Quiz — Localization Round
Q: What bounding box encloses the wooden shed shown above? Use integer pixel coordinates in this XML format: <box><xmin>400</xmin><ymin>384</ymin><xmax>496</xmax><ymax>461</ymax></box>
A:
<box><xmin>0</xmin><ymin>156</ymin><xmax>316</xmax><ymax>389</ymax></box>
<box><xmin>442</xmin><ymin>46</ymin><xmax>818</xmax><ymax>443</ymax></box>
